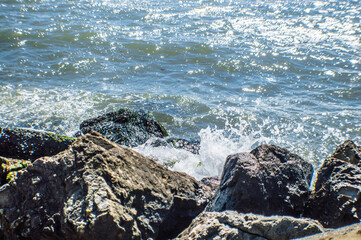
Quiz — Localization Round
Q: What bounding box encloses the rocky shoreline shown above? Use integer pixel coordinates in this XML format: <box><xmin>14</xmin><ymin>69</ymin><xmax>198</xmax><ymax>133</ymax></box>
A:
<box><xmin>0</xmin><ymin>109</ymin><xmax>360</xmax><ymax>239</ymax></box>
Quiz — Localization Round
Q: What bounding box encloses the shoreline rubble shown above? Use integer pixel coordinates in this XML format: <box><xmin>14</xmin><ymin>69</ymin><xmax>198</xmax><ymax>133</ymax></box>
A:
<box><xmin>0</xmin><ymin>108</ymin><xmax>360</xmax><ymax>239</ymax></box>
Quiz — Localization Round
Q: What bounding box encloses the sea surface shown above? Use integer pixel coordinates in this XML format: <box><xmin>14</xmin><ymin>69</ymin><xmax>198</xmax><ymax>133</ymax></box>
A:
<box><xmin>1</xmin><ymin>0</ymin><xmax>360</xmax><ymax>179</ymax></box>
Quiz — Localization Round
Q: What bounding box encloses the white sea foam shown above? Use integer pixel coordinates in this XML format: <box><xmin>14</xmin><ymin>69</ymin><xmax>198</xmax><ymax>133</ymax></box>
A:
<box><xmin>135</xmin><ymin>120</ymin><xmax>274</xmax><ymax>180</ymax></box>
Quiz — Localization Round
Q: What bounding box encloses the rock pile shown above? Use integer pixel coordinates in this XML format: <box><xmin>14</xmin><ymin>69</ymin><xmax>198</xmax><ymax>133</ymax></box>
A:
<box><xmin>0</xmin><ymin>108</ymin><xmax>360</xmax><ymax>239</ymax></box>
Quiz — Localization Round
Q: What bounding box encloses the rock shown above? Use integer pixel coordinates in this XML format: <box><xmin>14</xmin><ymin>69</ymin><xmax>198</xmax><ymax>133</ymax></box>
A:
<box><xmin>167</xmin><ymin>138</ymin><xmax>201</xmax><ymax>155</ymax></box>
<box><xmin>142</xmin><ymin>137</ymin><xmax>201</xmax><ymax>156</ymax></box>
<box><xmin>0</xmin><ymin>156</ymin><xmax>32</xmax><ymax>186</ymax></box>
<box><xmin>304</xmin><ymin>140</ymin><xmax>361</xmax><ymax>228</ymax></box>
<box><xmin>297</xmin><ymin>222</ymin><xmax>361</xmax><ymax>240</ymax></box>
<box><xmin>207</xmin><ymin>144</ymin><xmax>314</xmax><ymax>217</ymax></box>
<box><xmin>176</xmin><ymin>211</ymin><xmax>324</xmax><ymax>240</ymax></box>
<box><xmin>0</xmin><ymin>131</ymin><xmax>210</xmax><ymax>240</ymax></box>
<box><xmin>78</xmin><ymin>109</ymin><xmax>168</xmax><ymax>147</ymax></box>
<box><xmin>330</xmin><ymin>140</ymin><xmax>361</xmax><ymax>166</ymax></box>
<box><xmin>200</xmin><ymin>176</ymin><xmax>220</xmax><ymax>195</ymax></box>
<box><xmin>0</xmin><ymin>126</ymin><xmax>75</xmax><ymax>161</ymax></box>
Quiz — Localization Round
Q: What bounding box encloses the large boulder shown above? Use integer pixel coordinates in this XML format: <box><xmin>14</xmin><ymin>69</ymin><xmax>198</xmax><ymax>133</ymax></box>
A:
<box><xmin>78</xmin><ymin>109</ymin><xmax>168</xmax><ymax>147</ymax></box>
<box><xmin>0</xmin><ymin>131</ymin><xmax>210</xmax><ymax>240</ymax></box>
<box><xmin>207</xmin><ymin>144</ymin><xmax>314</xmax><ymax>217</ymax></box>
<box><xmin>0</xmin><ymin>127</ymin><xmax>75</xmax><ymax>161</ymax></box>
<box><xmin>176</xmin><ymin>211</ymin><xmax>324</xmax><ymax>240</ymax></box>
<box><xmin>304</xmin><ymin>140</ymin><xmax>361</xmax><ymax>228</ymax></box>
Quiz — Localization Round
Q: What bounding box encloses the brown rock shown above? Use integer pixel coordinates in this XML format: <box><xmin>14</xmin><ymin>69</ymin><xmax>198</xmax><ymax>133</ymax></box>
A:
<box><xmin>0</xmin><ymin>131</ymin><xmax>210</xmax><ymax>240</ymax></box>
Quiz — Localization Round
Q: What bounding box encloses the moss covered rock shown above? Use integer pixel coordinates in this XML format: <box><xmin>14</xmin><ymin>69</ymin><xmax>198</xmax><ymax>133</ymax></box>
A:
<box><xmin>0</xmin><ymin>127</ymin><xmax>75</xmax><ymax>161</ymax></box>
<box><xmin>0</xmin><ymin>156</ymin><xmax>31</xmax><ymax>186</ymax></box>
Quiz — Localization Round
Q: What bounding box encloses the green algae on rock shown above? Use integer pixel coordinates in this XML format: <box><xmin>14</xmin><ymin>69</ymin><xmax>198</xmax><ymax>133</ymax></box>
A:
<box><xmin>0</xmin><ymin>156</ymin><xmax>32</xmax><ymax>185</ymax></box>
<box><xmin>0</xmin><ymin>127</ymin><xmax>75</xmax><ymax>161</ymax></box>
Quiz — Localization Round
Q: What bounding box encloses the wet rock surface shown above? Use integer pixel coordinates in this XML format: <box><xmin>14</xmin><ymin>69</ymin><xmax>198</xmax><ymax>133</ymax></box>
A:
<box><xmin>167</xmin><ymin>138</ymin><xmax>201</xmax><ymax>155</ymax></box>
<box><xmin>176</xmin><ymin>211</ymin><xmax>324</xmax><ymax>240</ymax></box>
<box><xmin>1</xmin><ymin>113</ymin><xmax>360</xmax><ymax>240</ymax></box>
<box><xmin>305</xmin><ymin>140</ymin><xmax>361</xmax><ymax>228</ymax></box>
<box><xmin>207</xmin><ymin>144</ymin><xmax>314</xmax><ymax>217</ymax></box>
<box><xmin>0</xmin><ymin>131</ymin><xmax>210</xmax><ymax>240</ymax></box>
<box><xmin>78</xmin><ymin>109</ymin><xmax>168</xmax><ymax>147</ymax></box>
<box><xmin>0</xmin><ymin>127</ymin><xmax>75</xmax><ymax>161</ymax></box>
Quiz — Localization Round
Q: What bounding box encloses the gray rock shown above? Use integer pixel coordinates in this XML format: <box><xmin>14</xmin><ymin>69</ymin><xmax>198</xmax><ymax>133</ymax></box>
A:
<box><xmin>0</xmin><ymin>127</ymin><xmax>75</xmax><ymax>161</ymax></box>
<box><xmin>146</xmin><ymin>138</ymin><xmax>200</xmax><ymax>155</ymax></box>
<box><xmin>304</xmin><ymin>140</ymin><xmax>361</xmax><ymax>228</ymax></box>
<box><xmin>200</xmin><ymin>176</ymin><xmax>220</xmax><ymax>195</ymax></box>
<box><xmin>0</xmin><ymin>131</ymin><xmax>210</xmax><ymax>240</ymax></box>
<box><xmin>176</xmin><ymin>211</ymin><xmax>324</xmax><ymax>240</ymax></box>
<box><xmin>297</xmin><ymin>222</ymin><xmax>361</xmax><ymax>240</ymax></box>
<box><xmin>207</xmin><ymin>144</ymin><xmax>313</xmax><ymax>217</ymax></box>
<box><xmin>330</xmin><ymin>140</ymin><xmax>361</xmax><ymax>166</ymax></box>
<box><xmin>78</xmin><ymin>109</ymin><xmax>168</xmax><ymax>147</ymax></box>
<box><xmin>167</xmin><ymin>138</ymin><xmax>201</xmax><ymax>155</ymax></box>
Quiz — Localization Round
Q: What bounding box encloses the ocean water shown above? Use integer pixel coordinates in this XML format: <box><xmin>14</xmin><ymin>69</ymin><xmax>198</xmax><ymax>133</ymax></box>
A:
<box><xmin>1</xmin><ymin>0</ymin><xmax>360</xmax><ymax>179</ymax></box>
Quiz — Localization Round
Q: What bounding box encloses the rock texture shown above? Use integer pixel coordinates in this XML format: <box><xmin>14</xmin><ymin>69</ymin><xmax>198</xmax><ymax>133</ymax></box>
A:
<box><xmin>305</xmin><ymin>140</ymin><xmax>361</xmax><ymax>228</ymax></box>
<box><xmin>176</xmin><ymin>211</ymin><xmax>324</xmax><ymax>240</ymax></box>
<box><xmin>0</xmin><ymin>131</ymin><xmax>210</xmax><ymax>240</ymax></box>
<box><xmin>0</xmin><ymin>127</ymin><xmax>75</xmax><ymax>161</ymax></box>
<box><xmin>330</xmin><ymin>140</ymin><xmax>361</xmax><ymax>166</ymax></box>
<box><xmin>79</xmin><ymin>109</ymin><xmax>168</xmax><ymax>147</ymax></box>
<box><xmin>0</xmin><ymin>156</ymin><xmax>31</xmax><ymax>186</ymax></box>
<box><xmin>200</xmin><ymin>177</ymin><xmax>220</xmax><ymax>195</ymax></box>
<box><xmin>207</xmin><ymin>144</ymin><xmax>314</xmax><ymax>217</ymax></box>
<box><xmin>168</xmin><ymin>138</ymin><xmax>201</xmax><ymax>155</ymax></box>
<box><xmin>297</xmin><ymin>222</ymin><xmax>361</xmax><ymax>240</ymax></box>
